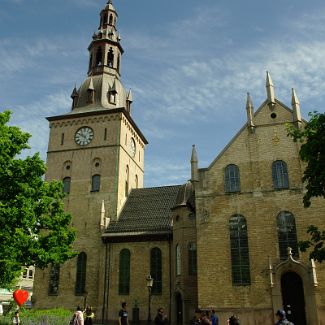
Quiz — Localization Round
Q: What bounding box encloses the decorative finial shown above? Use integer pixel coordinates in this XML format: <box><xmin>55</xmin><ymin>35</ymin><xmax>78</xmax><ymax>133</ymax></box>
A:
<box><xmin>266</xmin><ymin>71</ymin><xmax>275</xmax><ymax>108</ymax></box>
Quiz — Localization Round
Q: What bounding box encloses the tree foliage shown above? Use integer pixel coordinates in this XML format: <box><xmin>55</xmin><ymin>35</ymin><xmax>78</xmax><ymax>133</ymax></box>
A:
<box><xmin>288</xmin><ymin>112</ymin><xmax>325</xmax><ymax>262</ymax></box>
<box><xmin>0</xmin><ymin>111</ymin><xmax>76</xmax><ymax>287</ymax></box>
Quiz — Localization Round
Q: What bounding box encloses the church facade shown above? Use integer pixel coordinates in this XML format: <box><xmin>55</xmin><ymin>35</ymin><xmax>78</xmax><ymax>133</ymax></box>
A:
<box><xmin>32</xmin><ymin>1</ymin><xmax>325</xmax><ymax>324</ymax></box>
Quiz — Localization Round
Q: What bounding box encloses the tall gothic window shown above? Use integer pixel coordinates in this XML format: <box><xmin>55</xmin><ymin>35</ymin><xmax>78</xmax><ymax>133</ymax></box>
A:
<box><xmin>150</xmin><ymin>248</ymin><xmax>162</xmax><ymax>295</ymax></box>
<box><xmin>225</xmin><ymin>164</ymin><xmax>240</xmax><ymax>193</ymax></box>
<box><xmin>125</xmin><ymin>166</ymin><xmax>129</xmax><ymax>197</ymax></box>
<box><xmin>272</xmin><ymin>160</ymin><xmax>289</xmax><ymax>189</ymax></box>
<box><xmin>229</xmin><ymin>215</ymin><xmax>251</xmax><ymax>285</ymax></box>
<box><xmin>277</xmin><ymin>211</ymin><xmax>299</xmax><ymax>260</ymax></box>
<box><xmin>63</xmin><ymin>177</ymin><xmax>71</xmax><ymax>194</ymax></box>
<box><xmin>48</xmin><ymin>264</ymin><xmax>60</xmax><ymax>295</ymax></box>
<box><xmin>96</xmin><ymin>47</ymin><xmax>103</xmax><ymax>66</ymax></box>
<box><xmin>188</xmin><ymin>242</ymin><xmax>197</xmax><ymax>275</ymax></box>
<box><xmin>107</xmin><ymin>48</ymin><xmax>114</xmax><ymax>68</ymax></box>
<box><xmin>176</xmin><ymin>244</ymin><xmax>181</xmax><ymax>276</ymax></box>
<box><xmin>88</xmin><ymin>53</ymin><xmax>93</xmax><ymax>71</ymax></box>
<box><xmin>91</xmin><ymin>174</ymin><xmax>100</xmax><ymax>192</ymax></box>
<box><xmin>119</xmin><ymin>249</ymin><xmax>130</xmax><ymax>295</ymax></box>
<box><xmin>75</xmin><ymin>252</ymin><xmax>87</xmax><ymax>295</ymax></box>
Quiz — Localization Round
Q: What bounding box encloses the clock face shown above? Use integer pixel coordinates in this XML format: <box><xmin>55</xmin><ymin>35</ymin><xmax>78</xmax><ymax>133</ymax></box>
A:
<box><xmin>130</xmin><ymin>138</ymin><xmax>136</xmax><ymax>157</ymax></box>
<box><xmin>75</xmin><ymin>126</ymin><xmax>94</xmax><ymax>146</ymax></box>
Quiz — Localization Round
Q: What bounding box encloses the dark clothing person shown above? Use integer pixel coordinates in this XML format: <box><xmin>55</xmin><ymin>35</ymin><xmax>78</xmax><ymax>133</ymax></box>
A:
<box><xmin>210</xmin><ymin>310</ymin><xmax>218</xmax><ymax>325</ymax></box>
<box><xmin>154</xmin><ymin>308</ymin><xmax>168</xmax><ymax>325</ymax></box>
<box><xmin>119</xmin><ymin>302</ymin><xmax>129</xmax><ymax>325</ymax></box>
<box><xmin>84</xmin><ymin>306</ymin><xmax>95</xmax><ymax>325</ymax></box>
<box><xmin>274</xmin><ymin>309</ymin><xmax>294</xmax><ymax>325</ymax></box>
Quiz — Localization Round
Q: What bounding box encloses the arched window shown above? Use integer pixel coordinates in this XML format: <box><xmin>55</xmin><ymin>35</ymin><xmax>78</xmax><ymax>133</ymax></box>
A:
<box><xmin>107</xmin><ymin>48</ymin><xmax>114</xmax><ymax>68</ymax></box>
<box><xmin>95</xmin><ymin>47</ymin><xmax>103</xmax><ymax>66</ymax></box>
<box><xmin>48</xmin><ymin>264</ymin><xmax>60</xmax><ymax>295</ymax></box>
<box><xmin>125</xmin><ymin>165</ymin><xmax>129</xmax><ymax>197</ymax></box>
<box><xmin>272</xmin><ymin>160</ymin><xmax>289</xmax><ymax>189</ymax></box>
<box><xmin>229</xmin><ymin>215</ymin><xmax>251</xmax><ymax>285</ymax></box>
<box><xmin>225</xmin><ymin>164</ymin><xmax>240</xmax><ymax>193</ymax></box>
<box><xmin>103</xmin><ymin>13</ymin><xmax>108</xmax><ymax>25</ymax></box>
<box><xmin>117</xmin><ymin>55</ymin><xmax>120</xmax><ymax>73</ymax></box>
<box><xmin>176</xmin><ymin>244</ymin><xmax>181</xmax><ymax>276</ymax></box>
<box><xmin>150</xmin><ymin>248</ymin><xmax>162</xmax><ymax>294</ymax></box>
<box><xmin>119</xmin><ymin>249</ymin><xmax>130</xmax><ymax>295</ymax></box>
<box><xmin>92</xmin><ymin>174</ymin><xmax>100</xmax><ymax>192</ymax></box>
<box><xmin>188</xmin><ymin>242</ymin><xmax>197</xmax><ymax>275</ymax></box>
<box><xmin>63</xmin><ymin>177</ymin><xmax>71</xmax><ymax>194</ymax></box>
<box><xmin>135</xmin><ymin>175</ymin><xmax>138</xmax><ymax>189</ymax></box>
<box><xmin>277</xmin><ymin>211</ymin><xmax>299</xmax><ymax>260</ymax></box>
<box><xmin>75</xmin><ymin>252</ymin><xmax>87</xmax><ymax>295</ymax></box>
<box><xmin>88</xmin><ymin>53</ymin><xmax>93</xmax><ymax>71</ymax></box>
<box><xmin>109</xmin><ymin>14</ymin><xmax>113</xmax><ymax>25</ymax></box>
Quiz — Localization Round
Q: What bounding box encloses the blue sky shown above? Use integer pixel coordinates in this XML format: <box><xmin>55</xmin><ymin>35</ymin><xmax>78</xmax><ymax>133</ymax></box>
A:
<box><xmin>1</xmin><ymin>0</ymin><xmax>325</xmax><ymax>187</ymax></box>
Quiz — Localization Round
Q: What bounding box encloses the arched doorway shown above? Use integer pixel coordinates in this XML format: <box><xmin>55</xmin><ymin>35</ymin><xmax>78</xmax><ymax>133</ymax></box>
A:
<box><xmin>281</xmin><ymin>272</ymin><xmax>307</xmax><ymax>325</ymax></box>
<box><xmin>175</xmin><ymin>292</ymin><xmax>183</xmax><ymax>325</ymax></box>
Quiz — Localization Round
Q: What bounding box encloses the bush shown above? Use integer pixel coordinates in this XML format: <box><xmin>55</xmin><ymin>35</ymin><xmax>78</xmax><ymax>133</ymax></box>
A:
<box><xmin>0</xmin><ymin>308</ymin><xmax>72</xmax><ymax>325</ymax></box>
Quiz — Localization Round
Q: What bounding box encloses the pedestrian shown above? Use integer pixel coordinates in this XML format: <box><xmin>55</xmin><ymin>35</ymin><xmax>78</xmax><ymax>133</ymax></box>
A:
<box><xmin>118</xmin><ymin>302</ymin><xmax>129</xmax><ymax>325</ymax></box>
<box><xmin>71</xmin><ymin>306</ymin><xmax>84</xmax><ymax>325</ymax></box>
<box><xmin>84</xmin><ymin>306</ymin><xmax>95</xmax><ymax>325</ymax></box>
<box><xmin>12</xmin><ymin>311</ymin><xmax>20</xmax><ymax>324</ymax></box>
<box><xmin>227</xmin><ymin>315</ymin><xmax>240</xmax><ymax>325</ymax></box>
<box><xmin>200</xmin><ymin>311</ymin><xmax>211</xmax><ymax>325</ymax></box>
<box><xmin>154</xmin><ymin>307</ymin><xmax>169</xmax><ymax>325</ymax></box>
<box><xmin>274</xmin><ymin>309</ymin><xmax>294</xmax><ymax>325</ymax></box>
<box><xmin>210</xmin><ymin>310</ymin><xmax>218</xmax><ymax>325</ymax></box>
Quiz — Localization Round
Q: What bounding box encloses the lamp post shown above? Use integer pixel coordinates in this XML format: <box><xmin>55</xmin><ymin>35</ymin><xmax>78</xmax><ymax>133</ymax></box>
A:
<box><xmin>146</xmin><ymin>275</ymin><xmax>154</xmax><ymax>325</ymax></box>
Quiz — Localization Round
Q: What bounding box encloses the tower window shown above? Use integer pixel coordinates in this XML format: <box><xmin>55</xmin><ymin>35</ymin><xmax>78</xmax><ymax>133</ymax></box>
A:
<box><xmin>229</xmin><ymin>215</ymin><xmax>251</xmax><ymax>286</ymax></box>
<box><xmin>107</xmin><ymin>48</ymin><xmax>114</xmax><ymax>68</ymax></box>
<box><xmin>119</xmin><ymin>249</ymin><xmax>130</xmax><ymax>295</ymax></box>
<box><xmin>75</xmin><ymin>252</ymin><xmax>87</xmax><ymax>295</ymax></box>
<box><xmin>135</xmin><ymin>175</ymin><xmax>138</xmax><ymax>189</ymax></box>
<box><xmin>103</xmin><ymin>13</ymin><xmax>108</xmax><ymax>25</ymax></box>
<box><xmin>150</xmin><ymin>248</ymin><xmax>162</xmax><ymax>295</ymax></box>
<box><xmin>88</xmin><ymin>53</ymin><xmax>93</xmax><ymax>71</ymax></box>
<box><xmin>104</xmin><ymin>128</ymin><xmax>107</xmax><ymax>141</ymax></box>
<box><xmin>277</xmin><ymin>211</ymin><xmax>299</xmax><ymax>260</ymax></box>
<box><xmin>96</xmin><ymin>47</ymin><xmax>103</xmax><ymax>66</ymax></box>
<box><xmin>87</xmin><ymin>89</ymin><xmax>95</xmax><ymax>103</ymax></box>
<box><xmin>225</xmin><ymin>164</ymin><xmax>240</xmax><ymax>193</ymax></box>
<box><xmin>48</xmin><ymin>264</ymin><xmax>60</xmax><ymax>295</ymax></box>
<box><xmin>272</xmin><ymin>160</ymin><xmax>289</xmax><ymax>190</ymax></box>
<box><xmin>91</xmin><ymin>174</ymin><xmax>100</xmax><ymax>192</ymax></box>
<box><xmin>109</xmin><ymin>14</ymin><xmax>113</xmax><ymax>25</ymax></box>
<box><xmin>117</xmin><ymin>55</ymin><xmax>120</xmax><ymax>73</ymax></box>
<box><xmin>125</xmin><ymin>165</ymin><xmax>129</xmax><ymax>197</ymax></box>
<box><xmin>63</xmin><ymin>177</ymin><xmax>71</xmax><ymax>194</ymax></box>
<box><xmin>61</xmin><ymin>133</ymin><xmax>64</xmax><ymax>145</ymax></box>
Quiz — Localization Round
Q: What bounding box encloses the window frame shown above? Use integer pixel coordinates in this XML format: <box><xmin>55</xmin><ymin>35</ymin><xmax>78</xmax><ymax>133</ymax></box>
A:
<box><xmin>225</xmin><ymin>164</ymin><xmax>240</xmax><ymax>193</ymax></box>
<box><xmin>272</xmin><ymin>160</ymin><xmax>289</xmax><ymax>190</ymax></box>
<box><xmin>188</xmin><ymin>242</ymin><xmax>197</xmax><ymax>276</ymax></box>
<box><xmin>229</xmin><ymin>215</ymin><xmax>251</xmax><ymax>286</ymax></box>
<box><xmin>75</xmin><ymin>252</ymin><xmax>87</xmax><ymax>296</ymax></box>
<box><xmin>150</xmin><ymin>248</ymin><xmax>162</xmax><ymax>295</ymax></box>
<box><xmin>119</xmin><ymin>249</ymin><xmax>130</xmax><ymax>295</ymax></box>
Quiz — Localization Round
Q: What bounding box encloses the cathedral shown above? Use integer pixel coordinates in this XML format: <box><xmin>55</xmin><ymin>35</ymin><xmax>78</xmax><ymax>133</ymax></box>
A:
<box><xmin>32</xmin><ymin>1</ymin><xmax>325</xmax><ymax>324</ymax></box>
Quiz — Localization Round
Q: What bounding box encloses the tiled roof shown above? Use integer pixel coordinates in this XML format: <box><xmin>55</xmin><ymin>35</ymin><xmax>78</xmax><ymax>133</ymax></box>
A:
<box><xmin>106</xmin><ymin>185</ymin><xmax>182</xmax><ymax>235</ymax></box>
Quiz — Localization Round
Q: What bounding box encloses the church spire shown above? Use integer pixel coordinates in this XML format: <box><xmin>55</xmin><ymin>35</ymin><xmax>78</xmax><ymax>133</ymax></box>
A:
<box><xmin>246</xmin><ymin>92</ymin><xmax>255</xmax><ymax>131</ymax></box>
<box><xmin>190</xmin><ymin>145</ymin><xmax>199</xmax><ymax>183</ymax></box>
<box><xmin>291</xmin><ymin>88</ymin><xmax>302</xmax><ymax>128</ymax></box>
<box><xmin>87</xmin><ymin>0</ymin><xmax>123</xmax><ymax>78</ymax></box>
<box><xmin>266</xmin><ymin>71</ymin><xmax>275</xmax><ymax>108</ymax></box>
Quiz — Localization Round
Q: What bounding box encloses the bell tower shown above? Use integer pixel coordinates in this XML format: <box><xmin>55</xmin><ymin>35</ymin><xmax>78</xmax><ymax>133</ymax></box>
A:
<box><xmin>33</xmin><ymin>0</ymin><xmax>147</xmax><ymax>310</ymax></box>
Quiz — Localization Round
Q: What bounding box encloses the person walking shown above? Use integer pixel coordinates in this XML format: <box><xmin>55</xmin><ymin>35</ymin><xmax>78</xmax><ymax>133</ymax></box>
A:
<box><xmin>274</xmin><ymin>309</ymin><xmax>294</xmax><ymax>325</ymax></box>
<box><xmin>227</xmin><ymin>315</ymin><xmax>240</xmax><ymax>325</ymax></box>
<box><xmin>72</xmin><ymin>306</ymin><xmax>84</xmax><ymax>325</ymax></box>
<box><xmin>118</xmin><ymin>302</ymin><xmax>129</xmax><ymax>325</ymax></box>
<box><xmin>12</xmin><ymin>311</ymin><xmax>20</xmax><ymax>324</ymax></box>
<box><xmin>154</xmin><ymin>307</ymin><xmax>169</xmax><ymax>325</ymax></box>
<box><xmin>210</xmin><ymin>310</ymin><xmax>218</xmax><ymax>325</ymax></box>
<box><xmin>84</xmin><ymin>306</ymin><xmax>95</xmax><ymax>325</ymax></box>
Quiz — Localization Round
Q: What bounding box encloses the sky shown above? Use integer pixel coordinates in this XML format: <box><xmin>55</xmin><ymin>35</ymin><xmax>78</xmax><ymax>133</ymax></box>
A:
<box><xmin>1</xmin><ymin>0</ymin><xmax>325</xmax><ymax>187</ymax></box>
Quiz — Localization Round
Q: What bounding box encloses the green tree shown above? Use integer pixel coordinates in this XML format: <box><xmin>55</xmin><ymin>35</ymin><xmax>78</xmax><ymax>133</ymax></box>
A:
<box><xmin>0</xmin><ymin>111</ymin><xmax>76</xmax><ymax>287</ymax></box>
<box><xmin>288</xmin><ymin>111</ymin><xmax>325</xmax><ymax>262</ymax></box>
